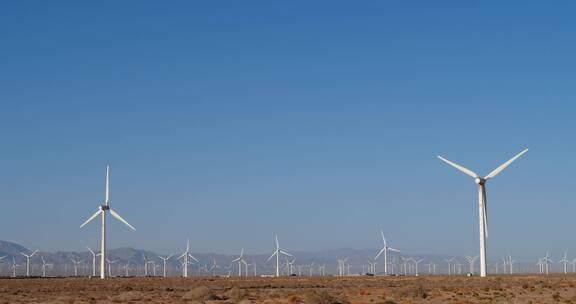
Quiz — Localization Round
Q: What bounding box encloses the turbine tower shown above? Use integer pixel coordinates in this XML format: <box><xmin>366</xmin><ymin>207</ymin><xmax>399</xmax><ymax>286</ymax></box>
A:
<box><xmin>20</xmin><ymin>250</ymin><xmax>38</xmax><ymax>277</ymax></box>
<box><xmin>438</xmin><ymin>148</ymin><xmax>528</xmax><ymax>277</ymax></box>
<box><xmin>374</xmin><ymin>230</ymin><xmax>400</xmax><ymax>275</ymax></box>
<box><xmin>80</xmin><ymin>166</ymin><xmax>136</xmax><ymax>279</ymax></box>
<box><xmin>267</xmin><ymin>235</ymin><xmax>292</xmax><ymax>277</ymax></box>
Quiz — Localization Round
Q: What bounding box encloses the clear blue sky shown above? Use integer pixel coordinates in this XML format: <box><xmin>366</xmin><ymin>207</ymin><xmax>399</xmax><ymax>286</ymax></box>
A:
<box><xmin>1</xmin><ymin>1</ymin><xmax>575</xmax><ymax>260</ymax></box>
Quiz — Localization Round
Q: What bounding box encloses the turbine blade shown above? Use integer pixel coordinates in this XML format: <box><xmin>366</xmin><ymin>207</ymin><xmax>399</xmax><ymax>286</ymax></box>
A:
<box><xmin>437</xmin><ymin>156</ymin><xmax>479</xmax><ymax>178</ymax></box>
<box><xmin>109</xmin><ymin>208</ymin><xmax>136</xmax><ymax>230</ymax></box>
<box><xmin>375</xmin><ymin>248</ymin><xmax>385</xmax><ymax>260</ymax></box>
<box><xmin>105</xmin><ymin>166</ymin><xmax>110</xmax><ymax>205</ymax></box>
<box><xmin>30</xmin><ymin>250</ymin><xmax>38</xmax><ymax>257</ymax></box>
<box><xmin>482</xmin><ymin>186</ymin><xmax>488</xmax><ymax>238</ymax></box>
<box><xmin>388</xmin><ymin>248</ymin><xmax>401</xmax><ymax>252</ymax></box>
<box><xmin>485</xmin><ymin>149</ymin><xmax>529</xmax><ymax>180</ymax></box>
<box><xmin>280</xmin><ymin>250</ymin><xmax>292</xmax><ymax>257</ymax></box>
<box><xmin>267</xmin><ymin>250</ymin><xmax>278</xmax><ymax>261</ymax></box>
<box><xmin>381</xmin><ymin>230</ymin><xmax>386</xmax><ymax>246</ymax></box>
<box><xmin>80</xmin><ymin>209</ymin><xmax>102</xmax><ymax>228</ymax></box>
<box><xmin>188</xmin><ymin>254</ymin><xmax>199</xmax><ymax>262</ymax></box>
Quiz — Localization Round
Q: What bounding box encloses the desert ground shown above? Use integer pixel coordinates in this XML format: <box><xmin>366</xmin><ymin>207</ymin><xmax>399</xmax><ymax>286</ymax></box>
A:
<box><xmin>1</xmin><ymin>275</ymin><xmax>576</xmax><ymax>304</ymax></box>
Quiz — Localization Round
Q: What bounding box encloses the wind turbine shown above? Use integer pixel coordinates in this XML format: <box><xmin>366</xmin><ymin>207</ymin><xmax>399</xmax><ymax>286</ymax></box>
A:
<box><xmin>86</xmin><ymin>247</ymin><xmax>100</xmax><ymax>277</ymax></box>
<box><xmin>541</xmin><ymin>251</ymin><xmax>553</xmax><ymax>275</ymax></box>
<box><xmin>267</xmin><ymin>235</ymin><xmax>292</xmax><ymax>277</ymax></box>
<box><xmin>413</xmin><ymin>258</ymin><xmax>423</xmax><ymax>276</ymax></box>
<box><xmin>374</xmin><ymin>230</ymin><xmax>400</xmax><ymax>275</ymax></box>
<box><xmin>231</xmin><ymin>248</ymin><xmax>246</xmax><ymax>277</ymax></box>
<box><xmin>445</xmin><ymin>258</ymin><xmax>455</xmax><ymax>276</ymax></box>
<box><xmin>209</xmin><ymin>257</ymin><xmax>220</xmax><ymax>276</ymax></box>
<box><xmin>106</xmin><ymin>259</ymin><xmax>118</xmax><ymax>277</ymax></box>
<box><xmin>41</xmin><ymin>257</ymin><xmax>52</xmax><ymax>277</ymax></box>
<box><xmin>11</xmin><ymin>257</ymin><xmax>20</xmax><ymax>277</ymax></box>
<box><xmin>123</xmin><ymin>262</ymin><xmax>130</xmax><ymax>277</ymax></box>
<box><xmin>438</xmin><ymin>148</ymin><xmax>528</xmax><ymax>277</ymax></box>
<box><xmin>71</xmin><ymin>259</ymin><xmax>83</xmax><ymax>277</ymax></box>
<box><xmin>80</xmin><ymin>166</ymin><xmax>136</xmax><ymax>279</ymax></box>
<box><xmin>178</xmin><ymin>239</ymin><xmax>198</xmax><ymax>278</ymax></box>
<box><xmin>507</xmin><ymin>254</ymin><xmax>516</xmax><ymax>274</ymax></box>
<box><xmin>559</xmin><ymin>252</ymin><xmax>569</xmax><ymax>274</ymax></box>
<box><xmin>142</xmin><ymin>255</ymin><xmax>150</xmax><ymax>276</ymax></box>
<box><xmin>20</xmin><ymin>250</ymin><xmax>38</xmax><ymax>277</ymax></box>
<box><xmin>158</xmin><ymin>255</ymin><xmax>172</xmax><ymax>277</ymax></box>
<box><xmin>465</xmin><ymin>255</ymin><xmax>479</xmax><ymax>274</ymax></box>
<box><xmin>367</xmin><ymin>260</ymin><xmax>376</xmax><ymax>275</ymax></box>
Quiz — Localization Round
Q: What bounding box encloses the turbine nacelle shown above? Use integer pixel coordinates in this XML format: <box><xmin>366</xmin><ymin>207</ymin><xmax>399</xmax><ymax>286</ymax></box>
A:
<box><xmin>100</xmin><ymin>205</ymin><xmax>110</xmax><ymax>211</ymax></box>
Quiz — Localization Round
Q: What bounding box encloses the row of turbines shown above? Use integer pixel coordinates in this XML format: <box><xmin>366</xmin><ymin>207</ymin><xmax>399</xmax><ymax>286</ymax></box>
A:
<box><xmin>5</xmin><ymin>246</ymin><xmax>576</xmax><ymax>278</ymax></box>
<box><xmin>1</xmin><ymin>148</ymin><xmax>531</xmax><ymax>279</ymax></box>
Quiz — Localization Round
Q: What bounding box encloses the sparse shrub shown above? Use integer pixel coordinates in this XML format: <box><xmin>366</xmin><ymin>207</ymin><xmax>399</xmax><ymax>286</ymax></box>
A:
<box><xmin>112</xmin><ymin>291</ymin><xmax>143</xmax><ymax>302</ymax></box>
<box><xmin>182</xmin><ymin>286</ymin><xmax>217</xmax><ymax>301</ymax></box>
<box><xmin>304</xmin><ymin>290</ymin><xmax>350</xmax><ymax>304</ymax></box>
<box><xmin>288</xmin><ymin>294</ymin><xmax>300</xmax><ymax>303</ymax></box>
<box><xmin>223</xmin><ymin>287</ymin><xmax>249</xmax><ymax>301</ymax></box>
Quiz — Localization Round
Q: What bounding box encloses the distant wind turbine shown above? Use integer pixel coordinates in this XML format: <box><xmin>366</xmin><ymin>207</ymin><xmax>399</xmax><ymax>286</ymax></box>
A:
<box><xmin>559</xmin><ymin>252</ymin><xmax>569</xmax><ymax>274</ymax></box>
<box><xmin>267</xmin><ymin>235</ymin><xmax>292</xmax><ymax>277</ymax></box>
<box><xmin>374</xmin><ymin>230</ymin><xmax>400</xmax><ymax>275</ymax></box>
<box><xmin>80</xmin><ymin>166</ymin><xmax>136</xmax><ymax>279</ymax></box>
<box><xmin>438</xmin><ymin>148</ymin><xmax>528</xmax><ymax>277</ymax></box>
<box><xmin>178</xmin><ymin>239</ymin><xmax>198</xmax><ymax>278</ymax></box>
<box><xmin>158</xmin><ymin>255</ymin><xmax>173</xmax><ymax>277</ymax></box>
<box><xmin>231</xmin><ymin>248</ymin><xmax>246</xmax><ymax>277</ymax></box>
<box><xmin>11</xmin><ymin>257</ymin><xmax>20</xmax><ymax>277</ymax></box>
<box><xmin>20</xmin><ymin>249</ymin><xmax>38</xmax><ymax>277</ymax></box>
<box><xmin>71</xmin><ymin>259</ymin><xmax>83</xmax><ymax>277</ymax></box>
<box><xmin>86</xmin><ymin>246</ymin><xmax>100</xmax><ymax>277</ymax></box>
<box><xmin>41</xmin><ymin>257</ymin><xmax>52</xmax><ymax>277</ymax></box>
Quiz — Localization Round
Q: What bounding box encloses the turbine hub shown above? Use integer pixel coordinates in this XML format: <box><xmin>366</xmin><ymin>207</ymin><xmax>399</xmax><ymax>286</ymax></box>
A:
<box><xmin>474</xmin><ymin>177</ymin><xmax>484</xmax><ymax>185</ymax></box>
<box><xmin>100</xmin><ymin>205</ymin><xmax>110</xmax><ymax>211</ymax></box>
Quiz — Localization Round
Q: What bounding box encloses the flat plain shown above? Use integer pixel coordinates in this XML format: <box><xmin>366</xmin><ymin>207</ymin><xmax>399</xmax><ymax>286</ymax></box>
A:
<box><xmin>1</xmin><ymin>275</ymin><xmax>576</xmax><ymax>304</ymax></box>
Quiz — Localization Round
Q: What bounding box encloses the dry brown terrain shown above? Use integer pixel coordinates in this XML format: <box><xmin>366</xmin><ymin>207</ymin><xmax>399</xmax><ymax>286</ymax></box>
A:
<box><xmin>1</xmin><ymin>275</ymin><xmax>576</xmax><ymax>304</ymax></box>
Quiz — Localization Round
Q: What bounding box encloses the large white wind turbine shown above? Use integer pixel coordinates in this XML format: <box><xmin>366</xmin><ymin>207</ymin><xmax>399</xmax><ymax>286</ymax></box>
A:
<box><xmin>80</xmin><ymin>166</ymin><xmax>136</xmax><ymax>279</ymax></box>
<box><xmin>20</xmin><ymin>249</ymin><xmax>38</xmax><ymax>277</ymax></box>
<box><xmin>438</xmin><ymin>148</ymin><xmax>528</xmax><ymax>277</ymax></box>
<box><xmin>374</xmin><ymin>230</ymin><xmax>400</xmax><ymax>275</ymax></box>
<box><xmin>267</xmin><ymin>235</ymin><xmax>292</xmax><ymax>277</ymax></box>
<box><xmin>178</xmin><ymin>239</ymin><xmax>198</xmax><ymax>278</ymax></box>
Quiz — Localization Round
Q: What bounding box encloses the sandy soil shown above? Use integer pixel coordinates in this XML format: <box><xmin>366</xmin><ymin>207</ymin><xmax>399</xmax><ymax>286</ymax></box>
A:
<box><xmin>1</xmin><ymin>275</ymin><xmax>575</xmax><ymax>304</ymax></box>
